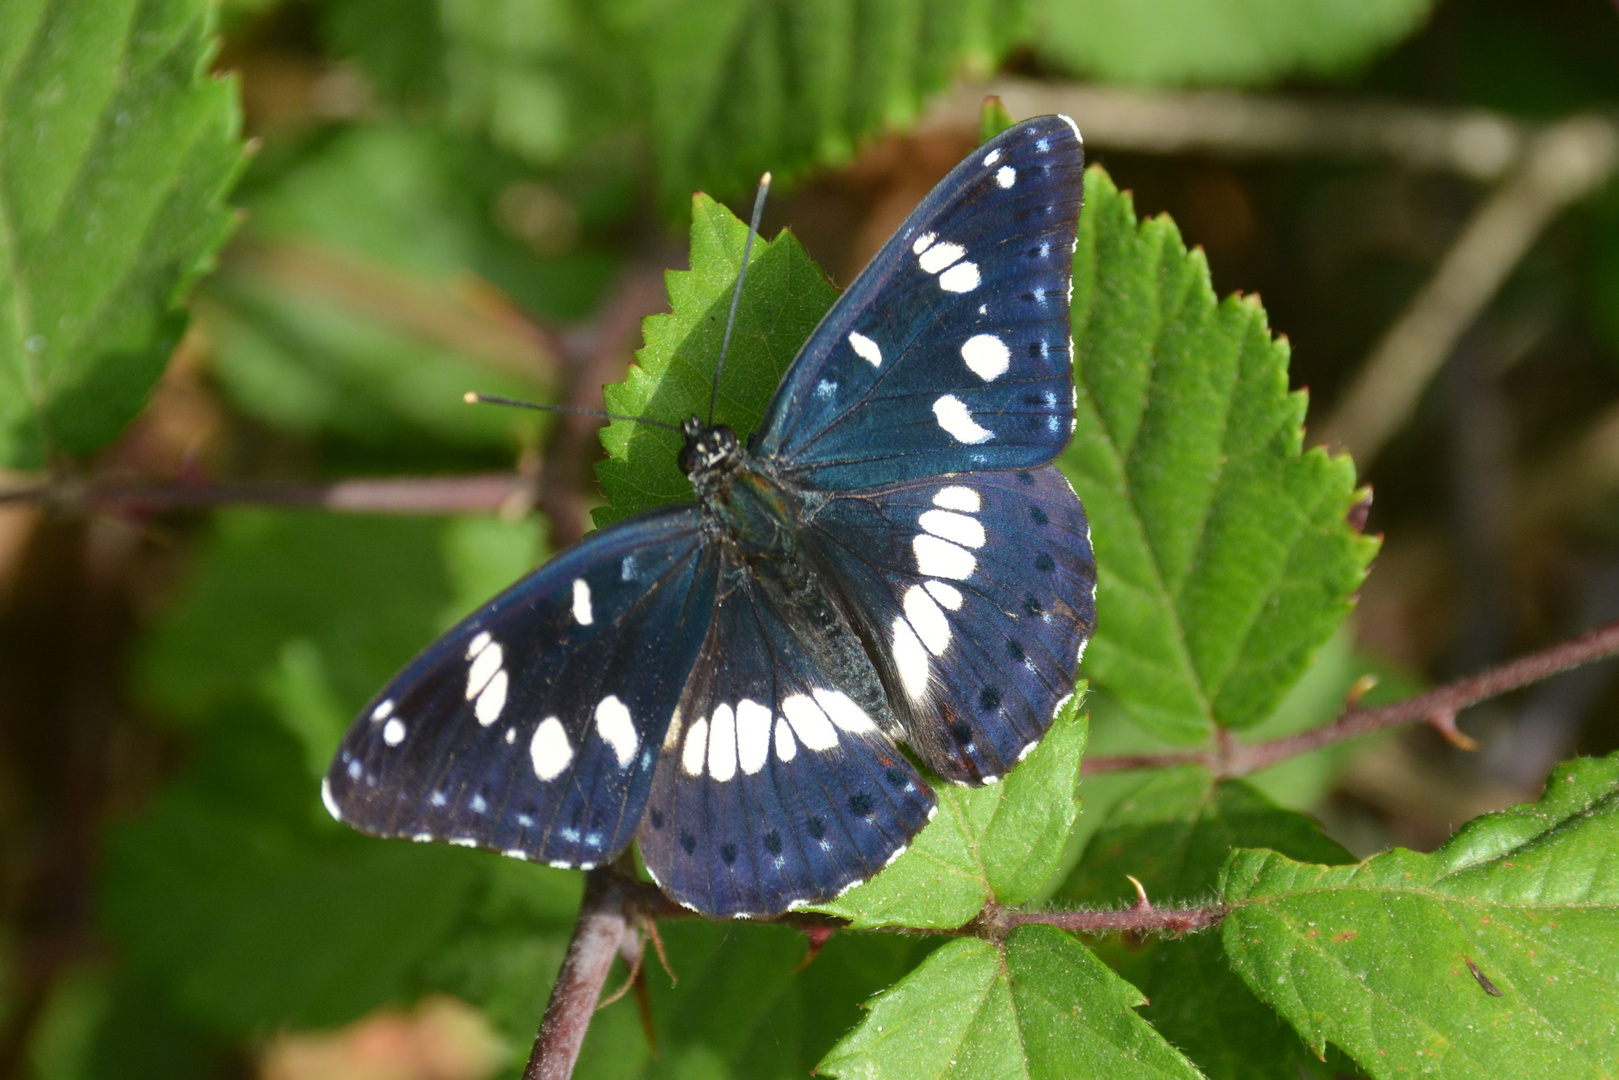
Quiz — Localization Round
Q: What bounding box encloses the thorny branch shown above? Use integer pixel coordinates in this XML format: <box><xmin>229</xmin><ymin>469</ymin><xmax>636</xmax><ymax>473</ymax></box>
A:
<box><xmin>1083</xmin><ymin>616</ymin><xmax>1619</xmax><ymax>777</ymax></box>
<box><xmin>525</xmin><ymin>619</ymin><xmax>1619</xmax><ymax>1077</ymax></box>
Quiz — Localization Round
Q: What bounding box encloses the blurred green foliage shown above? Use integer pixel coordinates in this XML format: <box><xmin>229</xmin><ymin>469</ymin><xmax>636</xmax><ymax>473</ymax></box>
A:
<box><xmin>10</xmin><ymin>0</ymin><xmax>1619</xmax><ymax>1079</ymax></box>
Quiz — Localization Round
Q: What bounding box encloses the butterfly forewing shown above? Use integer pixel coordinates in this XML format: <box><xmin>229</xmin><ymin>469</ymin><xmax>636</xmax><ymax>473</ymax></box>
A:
<box><xmin>324</xmin><ymin>505</ymin><xmax>718</xmax><ymax>868</ymax></box>
<box><xmin>753</xmin><ymin>115</ymin><xmax>1084</xmax><ymax>490</ymax></box>
<box><xmin>809</xmin><ymin>466</ymin><xmax>1096</xmax><ymax>784</ymax></box>
<box><xmin>638</xmin><ymin>557</ymin><xmax>936</xmax><ymax>916</ymax></box>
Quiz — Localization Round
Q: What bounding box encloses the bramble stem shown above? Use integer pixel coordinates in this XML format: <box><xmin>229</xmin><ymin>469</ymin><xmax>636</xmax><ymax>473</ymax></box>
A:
<box><xmin>1082</xmin><ymin>616</ymin><xmax>1619</xmax><ymax>778</ymax></box>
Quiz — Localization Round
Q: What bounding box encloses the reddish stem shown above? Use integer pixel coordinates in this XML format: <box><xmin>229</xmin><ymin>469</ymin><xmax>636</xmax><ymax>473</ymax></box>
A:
<box><xmin>1083</xmin><ymin>617</ymin><xmax>1619</xmax><ymax>777</ymax></box>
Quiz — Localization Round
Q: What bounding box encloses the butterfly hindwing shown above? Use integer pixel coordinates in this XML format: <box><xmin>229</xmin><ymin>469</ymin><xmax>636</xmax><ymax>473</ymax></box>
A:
<box><xmin>324</xmin><ymin>505</ymin><xmax>718</xmax><ymax>868</ymax></box>
<box><xmin>638</xmin><ymin>555</ymin><xmax>936</xmax><ymax>917</ymax></box>
<box><xmin>753</xmin><ymin>115</ymin><xmax>1084</xmax><ymax>490</ymax></box>
<box><xmin>809</xmin><ymin>466</ymin><xmax>1096</xmax><ymax>784</ymax></box>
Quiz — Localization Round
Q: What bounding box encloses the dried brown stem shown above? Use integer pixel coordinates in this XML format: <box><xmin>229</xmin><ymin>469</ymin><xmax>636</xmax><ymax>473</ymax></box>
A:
<box><xmin>0</xmin><ymin>474</ymin><xmax>530</xmax><ymax>516</ymax></box>
<box><xmin>1084</xmin><ymin>616</ymin><xmax>1619</xmax><ymax>778</ymax></box>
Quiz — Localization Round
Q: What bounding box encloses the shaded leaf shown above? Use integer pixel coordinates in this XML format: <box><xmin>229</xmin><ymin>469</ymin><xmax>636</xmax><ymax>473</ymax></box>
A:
<box><xmin>1061</xmin><ymin>767</ymin><xmax>1350</xmax><ymax>906</ymax></box>
<box><xmin>1061</xmin><ymin>167</ymin><xmax>1377</xmax><ymax>743</ymax></box>
<box><xmin>1035</xmin><ymin>0</ymin><xmax>1432</xmax><ymax>87</ymax></box>
<box><xmin>441</xmin><ymin>0</ymin><xmax>1029</xmax><ymax>210</ymax></box>
<box><xmin>99</xmin><ymin>711</ymin><xmax>491</xmax><ymax>1034</ymax></box>
<box><xmin>0</xmin><ymin>0</ymin><xmax>244</xmax><ymax>466</ymax></box>
<box><xmin>1222</xmin><ymin>751</ymin><xmax>1619</xmax><ymax>1079</ymax></box>
<box><xmin>595</xmin><ymin>193</ymin><xmax>838</xmax><ymax>525</ymax></box>
<box><xmin>1065</xmin><ymin>770</ymin><xmax>1353</xmax><ymax>1080</ymax></box>
<box><xmin>813</xmin><ymin>696</ymin><xmax>1087</xmax><ymax>930</ymax></box>
<box><xmin>819</xmin><ymin>928</ymin><xmax>1203</xmax><ymax>1080</ymax></box>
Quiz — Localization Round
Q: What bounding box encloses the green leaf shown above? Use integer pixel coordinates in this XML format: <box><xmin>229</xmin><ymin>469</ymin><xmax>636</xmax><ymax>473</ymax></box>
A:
<box><xmin>818</xmin><ymin>928</ymin><xmax>1203</xmax><ymax>1080</ymax></box>
<box><xmin>1035</xmin><ymin>0</ymin><xmax>1433</xmax><ymax>87</ymax></box>
<box><xmin>1061</xmin><ymin>167</ymin><xmax>1378</xmax><ymax>743</ymax></box>
<box><xmin>595</xmin><ymin>193</ymin><xmax>838</xmax><ymax>525</ymax></box>
<box><xmin>1221</xmin><ymin>751</ymin><xmax>1619</xmax><ymax>1079</ymax></box>
<box><xmin>136</xmin><ymin>510</ymin><xmax>542</xmax><ymax>732</ymax></box>
<box><xmin>1061</xmin><ymin>768</ymin><xmax>1351</xmax><ymax>907</ymax></box>
<box><xmin>812</xmin><ymin>695</ymin><xmax>1088</xmax><ymax>930</ymax></box>
<box><xmin>98</xmin><ymin>710</ymin><xmax>491</xmax><ymax>1034</ymax></box>
<box><xmin>441</xmin><ymin>0</ymin><xmax>1029</xmax><ymax>210</ymax></box>
<box><xmin>634</xmin><ymin>0</ymin><xmax>1028</xmax><ymax>208</ymax></box>
<box><xmin>1063</xmin><ymin>770</ymin><xmax>1353</xmax><ymax>1080</ymax></box>
<box><xmin>204</xmin><ymin>123</ymin><xmax>616</xmax><ymax>451</ymax></box>
<box><xmin>0</xmin><ymin>0</ymin><xmax>245</xmax><ymax>466</ymax></box>
<box><xmin>573</xmin><ymin>923</ymin><xmax>933</xmax><ymax>1080</ymax></box>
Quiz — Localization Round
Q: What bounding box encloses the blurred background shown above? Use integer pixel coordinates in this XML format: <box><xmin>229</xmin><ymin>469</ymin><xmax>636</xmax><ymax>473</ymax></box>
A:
<box><xmin>3</xmin><ymin>0</ymin><xmax>1619</xmax><ymax>1076</ymax></box>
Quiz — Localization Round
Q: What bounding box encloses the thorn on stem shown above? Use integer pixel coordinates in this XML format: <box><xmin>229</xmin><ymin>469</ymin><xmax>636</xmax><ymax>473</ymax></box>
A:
<box><xmin>641</xmin><ymin>918</ymin><xmax>675</xmax><ymax>986</ymax></box>
<box><xmin>795</xmin><ymin>924</ymin><xmax>838</xmax><ymax>972</ymax></box>
<box><xmin>597</xmin><ymin>930</ymin><xmax>644</xmax><ymax>1010</ymax></box>
<box><xmin>1126</xmin><ymin>875</ymin><xmax>1152</xmax><ymax>910</ymax></box>
<box><xmin>1428</xmin><ymin>710</ymin><xmax>1479</xmax><ymax>751</ymax></box>
<box><xmin>1345</xmin><ymin>673</ymin><xmax>1380</xmax><ymax>706</ymax></box>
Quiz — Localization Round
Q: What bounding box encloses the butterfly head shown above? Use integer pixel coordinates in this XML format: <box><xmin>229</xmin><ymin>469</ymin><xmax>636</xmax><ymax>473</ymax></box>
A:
<box><xmin>678</xmin><ymin>415</ymin><xmax>742</xmax><ymax>482</ymax></box>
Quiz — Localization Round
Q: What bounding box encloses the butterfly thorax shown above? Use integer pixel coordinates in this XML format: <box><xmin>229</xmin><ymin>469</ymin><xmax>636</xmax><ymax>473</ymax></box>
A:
<box><xmin>679</xmin><ymin>416</ymin><xmax>798</xmax><ymax>562</ymax></box>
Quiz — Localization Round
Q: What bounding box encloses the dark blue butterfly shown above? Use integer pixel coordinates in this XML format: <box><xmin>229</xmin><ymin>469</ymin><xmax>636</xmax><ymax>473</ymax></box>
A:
<box><xmin>323</xmin><ymin>116</ymin><xmax>1096</xmax><ymax>918</ymax></box>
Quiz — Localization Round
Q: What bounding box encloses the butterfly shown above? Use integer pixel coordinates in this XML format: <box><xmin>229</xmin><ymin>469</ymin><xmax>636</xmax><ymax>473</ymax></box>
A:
<box><xmin>323</xmin><ymin>115</ymin><xmax>1096</xmax><ymax>918</ymax></box>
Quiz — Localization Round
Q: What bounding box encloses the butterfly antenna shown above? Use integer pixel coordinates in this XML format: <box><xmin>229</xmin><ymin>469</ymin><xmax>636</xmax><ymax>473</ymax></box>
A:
<box><xmin>463</xmin><ymin>392</ymin><xmax>682</xmax><ymax>433</ymax></box>
<box><xmin>708</xmin><ymin>171</ymin><xmax>772</xmax><ymax>427</ymax></box>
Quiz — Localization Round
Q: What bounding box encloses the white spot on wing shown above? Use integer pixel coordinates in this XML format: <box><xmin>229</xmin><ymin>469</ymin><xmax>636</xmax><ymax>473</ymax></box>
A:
<box><xmin>371</xmin><ymin>699</ymin><xmax>394</xmax><ymax>722</ymax></box>
<box><xmin>890</xmin><ymin>616</ymin><xmax>930</xmax><ymax>699</ymax></box>
<box><xmin>912</xmin><ymin>231</ymin><xmax>936</xmax><ymax>255</ymax></box>
<box><xmin>960</xmin><ymin>333</ymin><xmax>1010</xmax><ymax>381</ymax></box>
<box><xmin>530</xmin><ymin>716</ymin><xmax>572</xmax><ymax>780</ymax></box>
<box><xmin>933</xmin><ymin>486</ymin><xmax>981</xmax><ymax>513</ymax></box>
<box><xmin>913</xmin><ymin>533</ymin><xmax>976</xmax><ymax>580</ymax></box>
<box><xmin>466</xmin><ymin>640</ymin><xmax>503</xmax><ymax>699</ymax></box>
<box><xmin>466</xmin><ymin>631</ymin><xmax>491</xmax><ymax>659</ymax></box>
<box><xmin>925</xmin><ymin>580</ymin><xmax>963</xmax><ymax>610</ymax></box>
<box><xmin>781</xmin><ymin>694</ymin><xmax>839</xmax><ymax>751</ymax></box>
<box><xmin>736</xmin><ymin>699</ymin><xmax>772</xmax><ymax>774</ymax></box>
<box><xmin>918</xmin><ymin>241</ymin><xmax>965</xmax><ymax>274</ymax></box>
<box><xmin>450</xmin><ymin>838</ymin><xmax>478</xmax><ymax>848</ymax></box>
<box><xmin>996</xmin><ymin>165</ymin><xmax>1016</xmax><ymax>188</ymax></box>
<box><xmin>812</xmin><ymin>688</ymin><xmax>877</xmax><ymax>733</ymax></box>
<box><xmin>682</xmin><ymin>716</ymin><xmax>709</xmax><ymax>776</ymax></box>
<box><xmin>572</xmin><ymin>578</ymin><xmax>594</xmax><ymax>625</ymax></box>
<box><xmin>932</xmin><ymin>395</ymin><xmax>993</xmax><ymax>444</ymax></box>
<box><xmin>904</xmin><ymin>585</ymin><xmax>952</xmax><ymax>656</ymax></box>
<box><xmin>938</xmin><ymin>262</ymin><xmax>980</xmax><ymax>292</ymax></box>
<box><xmin>383</xmin><ymin>718</ymin><xmax>406</xmax><ymax>746</ymax></box>
<box><xmin>594</xmin><ymin>695</ymin><xmax>638</xmax><ymax>768</ymax></box>
<box><xmin>983</xmin><ymin>148</ymin><xmax>1002</xmax><ymax>165</ymax></box>
<box><xmin>920</xmin><ymin>508</ymin><xmax>986</xmax><ymax>549</ymax></box>
<box><xmin>475</xmin><ymin>669</ymin><xmax>508</xmax><ymax>725</ymax></box>
<box><xmin>848</xmin><ymin>331</ymin><xmax>882</xmax><ymax>368</ymax></box>
<box><xmin>320</xmin><ymin>778</ymin><xmax>341</xmax><ymax>821</ymax></box>
<box><xmin>707</xmin><ymin>703</ymin><xmax>737</xmax><ymax>782</ymax></box>
<box><xmin>774</xmin><ymin>716</ymin><xmax>797</xmax><ymax>761</ymax></box>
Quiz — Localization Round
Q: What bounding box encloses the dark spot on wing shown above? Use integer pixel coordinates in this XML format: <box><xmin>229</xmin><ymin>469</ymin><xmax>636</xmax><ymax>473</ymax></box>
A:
<box><xmin>1036</xmin><ymin>552</ymin><xmax>1055</xmax><ymax>572</ymax></box>
<box><xmin>980</xmin><ymin>686</ymin><xmax>1001</xmax><ymax>711</ymax></box>
<box><xmin>1024</xmin><ymin>595</ymin><xmax>1043</xmax><ymax>616</ymax></box>
<box><xmin>679</xmin><ymin>831</ymin><xmax>696</xmax><ymax>855</ymax></box>
<box><xmin>885</xmin><ymin>767</ymin><xmax>908</xmax><ymax>787</ymax></box>
<box><xmin>1029</xmin><ymin>506</ymin><xmax>1048</xmax><ymax>525</ymax></box>
<box><xmin>1006</xmin><ymin>639</ymin><xmax>1025</xmax><ymax>661</ymax></box>
<box><xmin>806</xmin><ymin>816</ymin><xmax>826</xmax><ymax>840</ymax></box>
<box><xmin>849</xmin><ymin>792</ymin><xmax>874</xmax><ymax>816</ymax></box>
<box><xmin>721</xmin><ymin>842</ymin><xmax>738</xmax><ymax>865</ymax></box>
<box><xmin>649</xmin><ymin>808</ymin><xmax>664</xmax><ymax>829</ymax></box>
<box><xmin>951</xmin><ymin>722</ymin><xmax>974</xmax><ymax>744</ymax></box>
<box><xmin>764</xmin><ymin>831</ymin><xmax>783</xmax><ymax>855</ymax></box>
